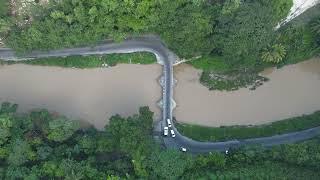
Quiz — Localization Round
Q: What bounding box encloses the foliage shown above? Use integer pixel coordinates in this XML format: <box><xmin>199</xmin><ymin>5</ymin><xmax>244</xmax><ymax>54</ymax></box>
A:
<box><xmin>5</xmin><ymin>0</ymin><xmax>294</xmax><ymax>60</ymax></box>
<box><xmin>8</xmin><ymin>139</ymin><xmax>36</xmax><ymax>166</ymax></box>
<box><xmin>311</xmin><ymin>17</ymin><xmax>320</xmax><ymax>34</ymax></box>
<box><xmin>0</xmin><ymin>114</ymin><xmax>13</xmax><ymax>145</ymax></box>
<box><xmin>261</xmin><ymin>44</ymin><xmax>287</xmax><ymax>63</ymax></box>
<box><xmin>311</xmin><ymin>17</ymin><xmax>320</xmax><ymax>45</ymax></box>
<box><xmin>266</xmin><ymin>0</ymin><xmax>293</xmax><ymax>21</ymax></box>
<box><xmin>6</xmin><ymin>0</ymin><xmax>161</xmax><ymax>52</ymax></box>
<box><xmin>107</xmin><ymin>106</ymin><xmax>154</xmax><ymax>155</ymax></box>
<box><xmin>4</xmin><ymin>52</ymin><xmax>155</xmax><ymax>68</ymax></box>
<box><xmin>0</xmin><ymin>102</ymin><xmax>155</xmax><ymax>179</ymax></box>
<box><xmin>187</xmin><ymin>55</ymin><xmax>229</xmax><ymax>71</ymax></box>
<box><xmin>176</xmin><ymin>111</ymin><xmax>320</xmax><ymax>142</ymax></box>
<box><xmin>147</xmin><ymin>149</ymin><xmax>193</xmax><ymax>179</ymax></box>
<box><xmin>214</xmin><ymin>2</ymin><xmax>275</xmax><ymax>68</ymax></box>
<box><xmin>198</xmin><ymin>8</ymin><xmax>320</xmax><ymax>91</ymax></box>
<box><xmin>0</xmin><ymin>0</ymin><xmax>9</xmax><ymax>18</ymax></box>
<box><xmin>0</xmin><ymin>18</ymin><xmax>11</xmax><ymax>36</ymax></box>
<box><xmin>0</xmin><ymin>102</ymin><xmax>319</xmax><ymax>179</ymax></box>
<box><xmin>154</xmin><ymin>1</ymin><xmax>214</xmax><ymax>57</ymax></box>
<box><xmin>276</xmin><ymin>22</ymin><xmax>319</xmax><ymax>65</ymax></box>
<box><xmin>47</xmin><ymin>117</ymin><xmax>80</xmax><ymax>142</ymax></box>
<box><xmin>221</xmin><ymin>0</ymin><xmax>241</xmax><ymax>15</ymax></box>
<box><xmin>0</xmin><ymin>0</ymin><xmax>11</xmax><ymax>41</ymax></box>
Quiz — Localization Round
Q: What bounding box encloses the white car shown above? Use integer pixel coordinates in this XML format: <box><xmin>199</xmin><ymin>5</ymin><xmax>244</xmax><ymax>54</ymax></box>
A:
<box><xmin>170</xmin><ymin>129</ymin><xmax>175</xmax><ymax>138</ymax></box>
<box><xmin>167</xmin><ymin>118</ymin><xmax>172</xmax><ymax>127</ymax></box>
<box><xmin>163</xmin><ymin>127</ymin><xmax>168</xmax><ymax>136</ymax></box>
<box><xmin>180</xmin><ymin>147</ymin><xmax>187</xmax><ymax>152</ymax></box>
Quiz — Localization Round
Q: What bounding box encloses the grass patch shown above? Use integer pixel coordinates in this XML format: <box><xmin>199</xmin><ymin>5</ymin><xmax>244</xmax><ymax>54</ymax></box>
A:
<box><xmin>187</xmin><ymin>56</ymin><xmax>229</xmax><ymax>71</ymax></box>
<box><xmin>2</xmin><ymin>52</ymin><xmax>156</xmax><ymax>68</ymax></box>
<box><xmin>175</xmin><ymin>111</ymin><xmax>320</xmax><ymax>142</ymax></box>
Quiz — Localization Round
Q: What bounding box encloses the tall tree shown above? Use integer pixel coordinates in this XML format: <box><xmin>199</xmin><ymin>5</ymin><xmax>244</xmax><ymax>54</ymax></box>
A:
<box><xmin>261</xmin><ymin>44</ymin><xmax>287</xmax><ymax>63</ymax></box>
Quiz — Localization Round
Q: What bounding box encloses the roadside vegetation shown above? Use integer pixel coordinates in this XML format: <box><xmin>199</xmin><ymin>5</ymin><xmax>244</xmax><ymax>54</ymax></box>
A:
<box><xmin>0</xmin><ymin>102</ymin><xmax>319</xmax><ymax>179</ymax></box>
<box><xmin>0</xmin><ymin>0</ymin><xmax>11</xmax><ymax>45</ymax></box>
<box><xmin>1</xmin><ymin>52</ymin><xmax>156</xmax><ymax>68</ymax></box>
<box><xmin>176</xmin><ymin>111</ymin><xmax>320</xmax><ymax>142</ymax></box>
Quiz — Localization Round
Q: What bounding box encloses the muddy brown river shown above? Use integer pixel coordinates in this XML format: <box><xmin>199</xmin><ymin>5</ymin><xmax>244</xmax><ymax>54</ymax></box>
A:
<box><xmin>174</xmin><ymin>58</ymin><xmax>320</xmax><ymax>127</ymax></box>
<box><xmin>0</xmin><ymin>58</ymin><xmax>319</xmax><ymax>129</ymax></box>
<box><xmin>0</xmin><ymin>64</ymin><xmax>162</xmax><ymax>129</ymax></box>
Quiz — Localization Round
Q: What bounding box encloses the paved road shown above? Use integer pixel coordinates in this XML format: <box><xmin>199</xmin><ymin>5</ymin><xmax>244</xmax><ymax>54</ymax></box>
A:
<box><xmin>1</xmin><ymin>35</ymin><xmax>320</xmax><ymax>153</ymax></box>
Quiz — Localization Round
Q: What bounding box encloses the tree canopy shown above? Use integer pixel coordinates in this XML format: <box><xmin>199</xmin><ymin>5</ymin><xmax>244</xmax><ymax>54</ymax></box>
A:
<box><xmin>0</xmin><ymin>102</ymin><xmax>319</xmax><ymax>179</ymax></box>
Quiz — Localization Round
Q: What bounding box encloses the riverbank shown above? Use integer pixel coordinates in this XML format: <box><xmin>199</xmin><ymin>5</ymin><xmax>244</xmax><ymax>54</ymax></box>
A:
<box><xmin>0</xmin><ymin>64</ymin><xmax>162</xmax><ymax>130</ymax></box>
<box><xmin>0</xmin><ymin>52</ymin><xmax>156</xmax><ymax>68</ymax></box>
<box><xmin>174</xmin><ymin>57</ymin><xmax>320</xmax><ymax>127</ymax></box>
<box><xmin>176</xmin><ymin>111</ymin><xmax>320</xmax><ymax>142</ymax></box>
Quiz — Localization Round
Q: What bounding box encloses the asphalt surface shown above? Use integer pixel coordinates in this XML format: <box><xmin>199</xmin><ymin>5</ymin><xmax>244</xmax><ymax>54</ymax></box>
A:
<box><xmin>1</xmin><ymin>35</ymin><xmax>319</xmax><ymax>153</ymax></box>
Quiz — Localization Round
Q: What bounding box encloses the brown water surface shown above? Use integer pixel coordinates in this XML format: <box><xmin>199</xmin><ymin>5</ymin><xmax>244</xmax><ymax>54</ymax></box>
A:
<box><xmin>174</xmin><ymin>58</ymin><xmax>320</xmax><ymax>127</ymax></box>
<box><xmin>1</xmin><ymin>58</ymin><xmax>320</xmax><ymax>129</ymax></box>
<box><xmin>0</xmin><ymin>64</ymin><xmax>161</xmax><ymax>129</ymax></box>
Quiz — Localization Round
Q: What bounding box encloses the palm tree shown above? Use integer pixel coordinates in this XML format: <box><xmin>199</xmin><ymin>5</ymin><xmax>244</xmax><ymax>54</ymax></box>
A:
<box><xmin>261</xmin><ymin>44</ymin><xmax>286</xmax><ymax>64</ymax></box>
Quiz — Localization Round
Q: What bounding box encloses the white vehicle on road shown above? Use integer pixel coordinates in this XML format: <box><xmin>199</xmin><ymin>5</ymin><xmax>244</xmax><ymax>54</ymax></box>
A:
<box><xmin>163</xmin><ymin>127</ymin><xmax>168</xmax><ymax>136</ymax></box>
<box><xmin>170</xmin><ymin>129</ymin><xmax>175</xmax><ymax>138</ymax></box>
<box><xmin>167</xmin><ymin>118</ymin><xmax>172</xmax><ymax>127</ymax></box>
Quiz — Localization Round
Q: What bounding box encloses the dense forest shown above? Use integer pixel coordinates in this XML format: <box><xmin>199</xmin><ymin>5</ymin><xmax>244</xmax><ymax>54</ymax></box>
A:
<box><xmin>0</xmin><ymin>102</ymin><xmax>319</xmax><ymax>179</ymax></box>
<box><xmin>3</xmin><ymin>0</ymin><xmax>295</xmax><ymax>58</ymax></box>
<box><xmin>1</xmin><ymin>0</ymin><xmax>320</xmax><ymax>90</ymax></box>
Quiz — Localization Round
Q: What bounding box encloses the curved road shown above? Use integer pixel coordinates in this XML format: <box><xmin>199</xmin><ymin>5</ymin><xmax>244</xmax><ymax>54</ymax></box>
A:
<box><xmin>1</xmin><ymin>35</ymin><xmax>320</xmax><ymax>153</ymax></box>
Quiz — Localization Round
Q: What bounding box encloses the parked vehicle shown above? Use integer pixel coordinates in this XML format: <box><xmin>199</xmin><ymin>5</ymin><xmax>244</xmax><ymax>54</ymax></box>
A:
<box><xmin>170</xmin><ymin>129</ymin><xmax>175</xmax><ymax>138</ymax></box>
<box><xmin>167</xmin><ymin>118</ymin><xmax>172</xmax><ymax>127</ymax></box>
<box><xmin>163</xmin><ymin>127</ymin><xmax>168</xmax><ymax>136</ymax></box>
<box><xmin>180</xmin><ymin>147</ymin><xmax>187</xmax><ymax>152</ymax></box>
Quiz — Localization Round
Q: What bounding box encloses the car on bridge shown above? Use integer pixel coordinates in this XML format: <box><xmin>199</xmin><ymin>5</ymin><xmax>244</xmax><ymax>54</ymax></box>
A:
<box><xmin>170</xmin><ymin>129</ymin><xmax>175</xmax><ymax>138</ymax></box>
<box><xmin>167</xmin><ymin>118</ymin><xmax>172</xmax><ymax>127</ymax></box>
<box><xmin>163</xmin><ymin>127</ymin><xmax>168</xmax><ymax>136</ymax></box>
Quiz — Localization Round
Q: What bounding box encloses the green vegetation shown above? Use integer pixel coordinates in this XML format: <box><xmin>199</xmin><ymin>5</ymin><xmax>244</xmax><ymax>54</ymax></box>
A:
<box><xmin>176</xmin><ymin>111</ymin><xmax>320</xmax><ymax>142</ymax></box>
<box><xmin>0</xmin><ymin>102</ymin><xmax>319</xmax><ymax>179</ymax></box>
<box><xmin>261</xmin><ymin>44</ymin><xmax>287</xmax><ymax>64</ymax></box>
<box><xmin>187</xmin><ymin>56</ymin><xmax>229</xmax><ymax>71</ymax></box>
<box><xmin>0</xmin><ymin>0</ymin><xmax>11</xmax><ymax>39</ymax></box>
<box><xmin>4</xmin><ymin>0</ymin><xmax>293</xmax><ymax>58</ymax></box>
<box><xmin>311</xmin><ymin>16</ymin><xmax>320</xmax><ymax>47</ymax></box>
<box><xmin>200</xmin><ymin>69</ymin><xmax>268</xmax><ymax>91</ymax></box>
<box><xmin>3</xmin><ymin>52</ymin><xmax>155</xmax><ymax>68</ymax></box>
<box><xmin>0</xmin><ymin>0</ymin><xmax>9</xmax><ymax>17</ymax></box>
<box><xmin>276</xmin><ymin>21</ymin><xmax>320</xmax><ymax>66</ymax></box>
